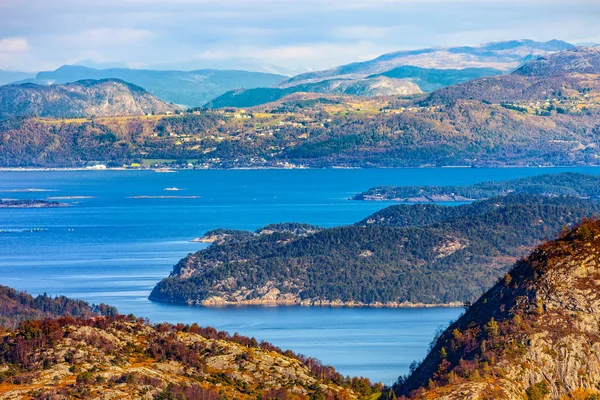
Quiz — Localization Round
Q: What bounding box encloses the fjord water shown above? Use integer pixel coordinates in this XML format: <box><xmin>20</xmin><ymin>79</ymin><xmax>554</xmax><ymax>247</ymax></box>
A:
<box><xmin>1</xmin><ymin>167</ymin><xmax>599</xmax><ymax>383</ymax></box>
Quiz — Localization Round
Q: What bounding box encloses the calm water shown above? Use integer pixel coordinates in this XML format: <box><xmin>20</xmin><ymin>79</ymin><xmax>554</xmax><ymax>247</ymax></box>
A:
<box><xmin>1</xmin><ymin>167</ymin><xmax>599</xmax><ymax>383</ymax></box>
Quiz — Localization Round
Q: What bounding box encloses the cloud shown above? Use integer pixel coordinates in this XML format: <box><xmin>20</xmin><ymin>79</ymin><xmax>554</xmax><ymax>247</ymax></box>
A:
<box><xmin>57</xmin><ymin>28</ymin><xmax>153</xmax><ymax>47</ymax></box>
<box><xmin>0</xmin><ymin>37</ymin><xmax>29</xmax><ymax>53</ymax></box>
<box><xmin>0</xmin><ymin>0</ymin><xmax>599</xmax><ymax>71</ymax></box>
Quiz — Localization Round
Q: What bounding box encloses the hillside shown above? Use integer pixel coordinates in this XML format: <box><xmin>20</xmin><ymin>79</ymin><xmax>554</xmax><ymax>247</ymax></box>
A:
<box><xmin>394</xmin><ymin>218</ymin><xmax>600</xmax><ymax>399</ymax></box>
<box><xmin>0</xmin><ymin>315</ymin><xmax>376</xmax><ymax>399</ymax></box>
<box><xmin>0</xmin><ymin>79</ymin><xmax>177</xmax><ymax>119</ymax></box>
<box><xmin>206</xmin><ymin>76</ymin><xmax>422</xmax><ymax>108</ymax></box>
<box><xmin>149</xmin><ymin>194</ymin><xmax>600</xmax><ymax>307</ymax></box>
<box><xmin>207</xmin><ymin>41</ymin><xmax>564</xmax><ymax>109</ymax></box>
<box><xmin>279</xmin><ymin>40</ymin><xmax>573</xmax><ymax>87</ymax></box>
<box><xmin>0</xmin><ymin>285</ymin><xmax>117</xmax><ymax>330</ymax></box>
<box><xmin>29</xmin><ymin>65</ymin><xmax>287</xmax><ymax>108</ymax></box>
<box><xmin>352</xmin><ymin>172</ymin><xmax>600</xmax><ymax>202</ymax></box>
<box><xmin>3</xmin><ymin>47</ymin><xmax>600</xmax><ymax>168</ymax></box>
<box><xmin>371</xmin><ymin>66</ymin><xmax>504</xmax><ymax>92</ymax></box>
<box><xmin>424</xmin><ymin>46</ymin><xmax>600</xmax><ymax>105</ymax></box>
<box><xmin>514</xmin><ymin>46</ymin><xmax>600</xmax><ymax>76</ymax></box>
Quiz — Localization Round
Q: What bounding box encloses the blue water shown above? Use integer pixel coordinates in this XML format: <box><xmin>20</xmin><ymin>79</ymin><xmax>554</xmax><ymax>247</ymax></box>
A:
<box><xmin>1</xmin><ymin>167</ymin><xmax>598</xmax><ymax>383</ymax></box>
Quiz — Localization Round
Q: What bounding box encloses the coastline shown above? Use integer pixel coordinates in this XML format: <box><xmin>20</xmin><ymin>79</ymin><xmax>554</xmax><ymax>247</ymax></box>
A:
<box><xmin>151</xmin><ymin>296</ymin><xmax>464</xmax><ymax>309</ymax></box>
<box><xmin>0</xmin><ymin>165</ymin><xmax>599</xmax><ymax>172</ymax></box>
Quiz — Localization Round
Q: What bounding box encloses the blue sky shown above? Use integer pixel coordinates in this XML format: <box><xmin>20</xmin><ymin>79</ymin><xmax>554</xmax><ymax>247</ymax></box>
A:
<box><xmin>0</xmin><ymin>0</ymin><xmax>599</xmax><ymax>72</ymax></box>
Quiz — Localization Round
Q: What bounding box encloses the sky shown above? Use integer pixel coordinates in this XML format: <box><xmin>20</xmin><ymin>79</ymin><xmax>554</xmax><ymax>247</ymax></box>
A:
<box><xmin>0</xmin><ymin>0</ymin><xmax>599</xmax><ymax>73</ymax></box>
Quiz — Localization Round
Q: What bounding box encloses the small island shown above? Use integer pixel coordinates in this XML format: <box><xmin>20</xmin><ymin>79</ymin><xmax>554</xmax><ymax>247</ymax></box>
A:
<box><xmin>0</xmin><ymin>199</ymin><xmax>70</xmax><ymax>208</ymax></box>
<box><xmin>351</xmin><ymin>172</ymin><xmax>600</xmax><ymax>202</ymax></box>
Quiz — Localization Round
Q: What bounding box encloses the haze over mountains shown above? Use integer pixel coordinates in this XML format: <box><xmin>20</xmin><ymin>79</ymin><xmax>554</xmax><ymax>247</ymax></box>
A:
<box><xmin>0</xmin><ymin>39</ymin><xmax>580</xmax><ymax>110</ymax></box>
<box><xmin>280</xmin><ymin>39</ymin><xmax>575</xmax><ymax>86</ymax></box>
<box><xmin>21</xmin><ymin>66</ymin><xmax>286</xmax><ymax>108</ymax></box>
<box><xmin>207</xmin><ymin>39</ymin><xmax>576</xmax><ymax>108</ymax></box>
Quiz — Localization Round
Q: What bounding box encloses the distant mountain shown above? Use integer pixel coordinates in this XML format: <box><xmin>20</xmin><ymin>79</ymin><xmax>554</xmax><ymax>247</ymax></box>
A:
<box><xmin>424</xmin><ymin>46</ymin><xmax>600</xmax><ymax>105</ymax></box>
<box><xmin>280</xmin><ymin>40</ymin><xmax>574</xmax><ymax>88</ymax></box>
<box><xmin>205</xmin><ymin>76</ymin><xmax>422</xmax><ymax>108</ymax></box>
<box><xmin>30</xmin><ymin>65</ymin><xmax>286</xmax><ymax>107</ymax></box>
<box><xmin>370</xmin><ymin>66</ymin><xmax>504</xmax><ymax>92</ymax></box>
<box><xmin>150</xmin><ymin>57</ymin><xmax>301</xmax><ymax>77</ymax></box>
<box><xmin>206</xmin><ymin>40</ymin><xmax>565</xmax><ymax>108</ymax></box>
<box><xmin>4</xmin><ymin>46</ymin><xmax>600</xmax><ymax>168</ymax></box>
<box><xmin>149</xmin><ymin>193</ymin><xmax>600</xmax><ymax>307</ymax></box>
<box><xmin>395</xmin><ymin>218</ymin><xmax>600</xmax><ymax>399</ymax></box>
<box><xmin>0</xmin><ymin>79</ymin><xmax>176</xmax><ymax>119</ymax></box>
<box><xmin>514</xmin><ymin>46</ymin><xmax>600</xmax><ymax>76</ymax></box>
<box><xmin>0</xmin><ymin>70</ymin><xmax>35</xmax><ymax>85</ymax></box>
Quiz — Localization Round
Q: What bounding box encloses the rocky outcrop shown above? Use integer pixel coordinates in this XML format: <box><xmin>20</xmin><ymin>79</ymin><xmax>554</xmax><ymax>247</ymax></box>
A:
<box><xmin>0</xmin><ymin>316</ymin><xmax>374</xmax><ymax>399</ymax></box>
<box><xmin>0</xmin><ymin>79</ymin><xmax>177</xmax><ymax>119</ymax></box>
<box><xmin>396</xmin><ymin>218</ymin><xmax>600</xmax><ymax>399</ymax></box>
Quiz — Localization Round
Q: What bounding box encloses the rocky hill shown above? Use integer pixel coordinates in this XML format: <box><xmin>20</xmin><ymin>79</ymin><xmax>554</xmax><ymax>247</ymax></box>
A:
<box><xmin>149</xmin><ymin>194</ymin><xmax>600</xmax><ymax>307</ymax></box>
<box><xmin>395</xmin><ymin>218</ymin><xmax>600</xmax><ymax>400</ymax></box>
<box><xmin>424</xmin><ymin>46</ymin><xmax>600</xmax><ymax>105</ymax></box>
<box><xmin>0</xmin><ymin>315</ymin><xmax>376</xmax><ymax>399</ymax></box>
<box><xmin>0</xmin><ymin>79</ymin><xmax>177</xmax><ymax>119</ymax></box>
<box><xmin>514</xmin><ymin>46</ymin><xmax>600</xmax><ymax>76</ymax></box>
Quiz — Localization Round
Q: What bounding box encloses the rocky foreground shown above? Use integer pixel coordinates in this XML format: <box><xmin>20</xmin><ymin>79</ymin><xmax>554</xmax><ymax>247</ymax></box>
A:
<box><xmin>394</xmin><ymin>218</ymin><xmax>600</xmax><ymax>399</ymax></box>
<box><xmin>0</xmin><ymin>315</ymin><xmax>377</xmax><ymax>399</ymax></box>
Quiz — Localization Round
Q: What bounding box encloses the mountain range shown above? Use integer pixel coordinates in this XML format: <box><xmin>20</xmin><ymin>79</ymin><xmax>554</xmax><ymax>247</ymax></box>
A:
<box><xmin>0</xmin><ymin>70</ymin><xmax>35</xmax><ymax>86</ymax></box>
<box><xmin>281</xmin><ymin>39</ymin><xmax>575</xmax><ymax>87</ymax></box>
<box><xmin>206</xmin><ymin>40</ymin><xmax>574</xmax><ymax>108</ymax></box>
<box><xmin>2</xmin><ymin>44</ymin><xmax>600</xmax><ymax>168</ymax></box>
<box><xmin>21</xmin><ymin>65</ymin><xmax>286</xmax><ymax>108</ymax></box>
<box><xmin>1</xmin><ymin>39</ymin><xmax>576</xmax><ymax>110</ymax></box>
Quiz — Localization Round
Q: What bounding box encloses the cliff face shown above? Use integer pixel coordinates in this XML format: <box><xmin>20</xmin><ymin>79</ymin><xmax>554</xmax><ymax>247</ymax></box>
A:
<box><xmin>0</xmin><ymin>79</ymin><xmax>177</xmax><ymax>118</ymax></box>
<box><xmin>397</xmin><ymin>218</ymin><xmax>600</xmax><ymax>400</ymax></box>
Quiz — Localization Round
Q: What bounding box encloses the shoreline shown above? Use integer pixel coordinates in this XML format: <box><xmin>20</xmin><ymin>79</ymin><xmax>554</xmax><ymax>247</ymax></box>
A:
<box><xmin>0</xmin><ymin>165</ymin><xmax>599</xmax><ymax>172</ymax></box>
<box><xmin>151</xmin><ymin>297</ymin><xmax>464</xmax><ymax>309</ymax></box>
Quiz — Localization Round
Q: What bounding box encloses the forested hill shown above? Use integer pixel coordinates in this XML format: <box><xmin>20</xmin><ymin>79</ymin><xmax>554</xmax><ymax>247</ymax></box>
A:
<box><xmin>394</xmin><ymin>219</ymin><xmax>600</xmax><ymax>399</ymax></box>
<box><xmin>0</xmin><ymin>285</ymin><xmax>117</xmax><ymax>329</ymax></box>
<box><xmin>150</xmin><ymin>194</ymin><xmax>600</xmax><ymax>307</ymax></box>
<box><xmin>352</xmin><ymin>172</ymin><xmax>600</xmax><ymax>202</ymax></box>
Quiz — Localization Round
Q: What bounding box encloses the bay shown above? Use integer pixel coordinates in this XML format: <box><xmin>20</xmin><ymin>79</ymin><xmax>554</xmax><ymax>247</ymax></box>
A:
<box><xmin>1</xmin><ymin>167</ymin><xmax>598</xmax><ymax>383</ymax></box>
